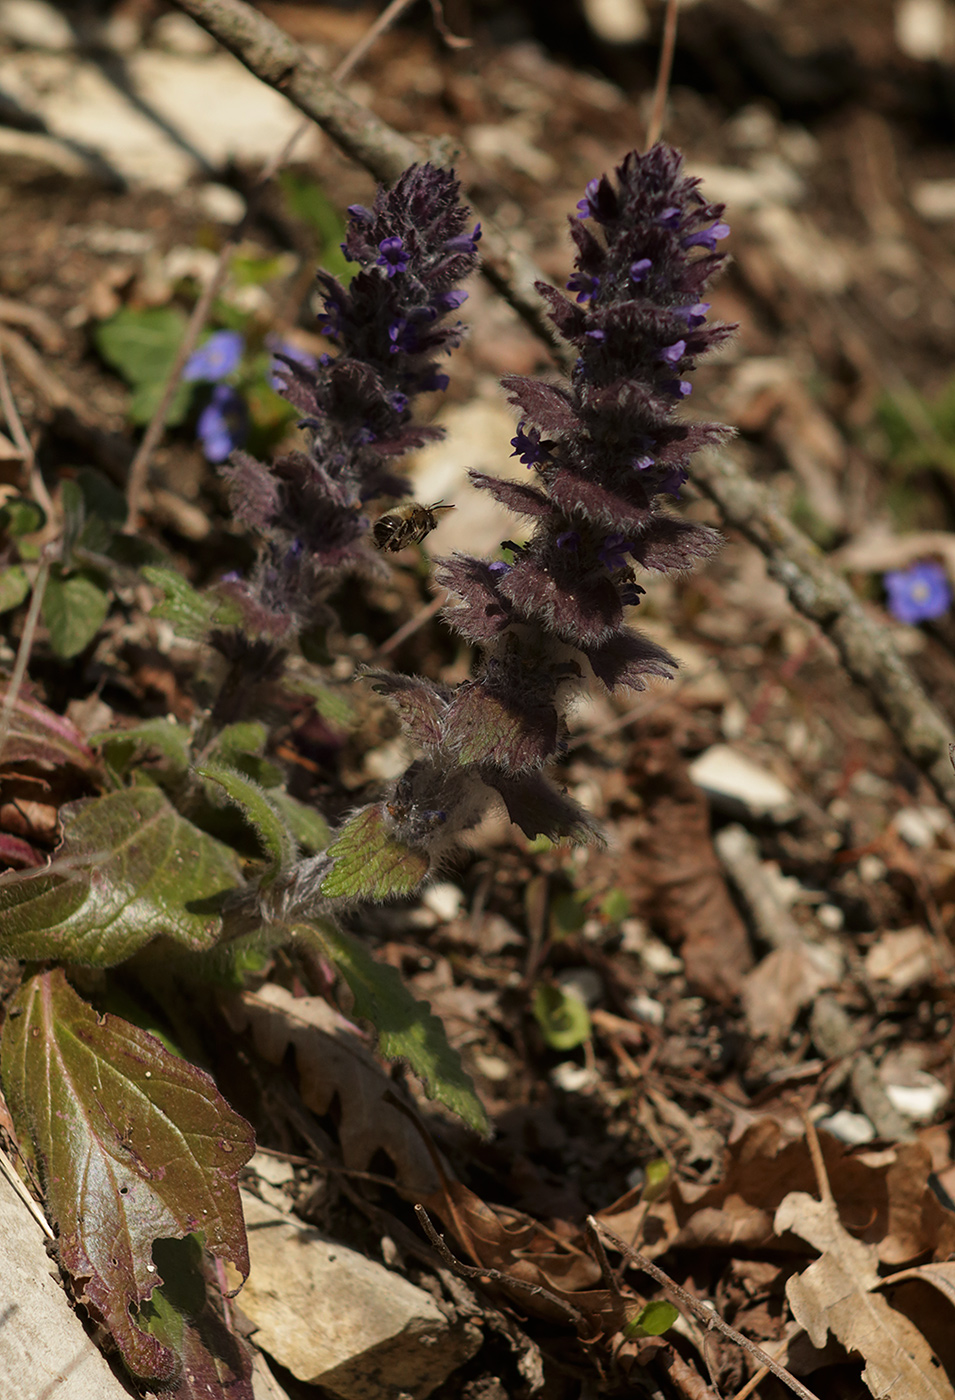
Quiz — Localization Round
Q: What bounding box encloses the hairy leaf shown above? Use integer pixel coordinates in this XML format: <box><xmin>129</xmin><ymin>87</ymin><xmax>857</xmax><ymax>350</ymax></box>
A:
<box><xmin>42</xmin><ymin>569</ymin><xmax>110</xmax><ymax>659</ymax></box>
<box><xmin>92</xmin><ymin>717</ymin><xmax>192</xmax><ymax>775</ymax></box>
<box><xmin>142</xmin><ymin>566</ymin><xmax>241</xmax><ymax>641</ymax></box>
<box><xmin>198</xmin><ymin>764</ymin><xmax>295</xmax><ymax>886</ymax></box>
<box><xmin>303</xmin><ymin>922</ymin><xmax>488</xmax><ymax>1134</ymax></box>
<box><xmin>0</xmin><ymin>786</ymin><xmax>243</xmax><ymax>964</ymax></box>
<box><xmin>0</xmin><ymin>563</ymin><xmax>30</xmax><ymax>613</ymax></box>
<box><xmin>320</xmin><ymin>804</ymin><xmax>430</xmax><ymax>901</ymax></box>
<box><xmin>0</xmin><ymin>684</ymin><xmax>95</xmax><ymax>770</ymax></box>
<box><xmin>268</xmin><ymin>790</ymin><xmax>330</xmax><ymax>853</ymax></box>
<box><xmin>1</xmin><ymin>970</ymin><xmax>253</xmax><ymax>1380</ymax></box>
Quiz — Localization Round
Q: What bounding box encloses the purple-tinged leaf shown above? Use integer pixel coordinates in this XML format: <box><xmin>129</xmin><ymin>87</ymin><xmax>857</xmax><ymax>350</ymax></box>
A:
<box><xmin>0</xmin><ymin>969</ymin><xmax>254</xmax><ymax>1381</ymax></box>
<box><xmin>0</xmin><ymin>830</ymin><xmax>43</xmax><ymax>868</ymax></box>
<box><xmin>546</xmin><ymin>468</ymin><xmax>652</xmax><ymax>534</ymax></box>
<box><xmin>468</xmin><ymin>472</ymin><xmax>554</xmax><ymax>518</ymax></box>
<box><xmin>435</xmin><ymin>556</ymin><xmax>513</xmax><ymax>642</ymax></box>
<box><xmin>0</xmin><ymin>684</ymin><xmax>96</xmax><ymax>771</ymax></box>
<box><xmin>584</xmin><ymin>629</ymin><xmax>677</xmax><ymax>691</ymax></box>
<box><xmin>500</xmin><ymin>558</ymin><xmax>623</xmax><ymax>645</ymax></box>
<box><xmin>534</xmin><ymin>281</ymin><xmax>585</xmax><ymax>339</ymax></box>
<box><xmin>367</xmin><ymin>672</ymin><xmax>450</xmax><ymax>748</ymax></box>
<box><xmin>500</xmin><ymin>375</ymin><xmax>580</xmax><ymax>435</ymax></box>
<box><xmin>218</xmin><ymin>452</ymin><xmax>281</xmax><ymax>531</ymax></box>
<box><xmin>320</xmin><ymin>803</ymin><xmax>429</xmax><ymax>901</ymax></box>
<box><xmin>0</xmin><ymin>787</ymin><xmax>243</xmax><ymax>965</ymax></box>
<box><xmin>481</xmin><ymin>770</ymin><xmax>602</xmax><ymax>843</ymax></box>
<box><xmin>444</xmin><ymin>683</ymin><xmax>559</xmax><ymax>770</ymax></box>
<box><xmin>631</xmin><ymin>515</ymin><xmax>721</xmax><ymax>571</ymax></box>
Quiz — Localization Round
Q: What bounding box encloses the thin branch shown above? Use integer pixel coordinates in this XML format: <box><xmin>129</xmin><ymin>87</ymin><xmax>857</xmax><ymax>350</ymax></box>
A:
<box><xmin>590</xmin><ymin>1219</ymin><xmax>820</xmax><ymax>1400</ymax></box>
<box><xmin>645</xmin><ymin>0</ymin><xmax>679</xmax><ymax>149</ymax></box>
<box><xmin>0</xmin><ymin>555</ymin><xmax>52</xmax><ymax>762</ymax></box>
<box><xmin>0</xmin><ymin>342</ymin><xmax>54</xmax><ymax>520</ymax></box>
<box><xmin>374</xmin><ymin>589</ymin><xmax>448</xmax><ymax>658</ymax></box>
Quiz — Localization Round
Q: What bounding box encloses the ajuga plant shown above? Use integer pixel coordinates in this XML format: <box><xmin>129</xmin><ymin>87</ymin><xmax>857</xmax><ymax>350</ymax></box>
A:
<box><xmin>0</xmin><ymin>149</ymin><xmax>731</xmax><ymax>1396</ymax></box>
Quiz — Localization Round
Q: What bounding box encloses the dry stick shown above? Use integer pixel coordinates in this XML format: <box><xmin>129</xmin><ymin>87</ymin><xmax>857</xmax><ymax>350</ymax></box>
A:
<box><xmin>0</xmin><ymin>342</ymin><xmax>54</xmax><ymax>520</ymax></box>
<box><xmin>0</xmin><ymin>555</ymin><xmax>52</xmax><ymax>762</ymax></box>
<box><xmin>375</xmin><ymin>588</ymin><xmax>448</xmax><ymax>658</ymax></box>
<box><xmin>173</xmin><ymin>0</ymin><xmax>955</xmax><ymax>814</ymax></box>
<box><xmin>589</xmin><ymin>1219</ymin><xmax>820</xmax><ymax>1400</ymax></box>
<box><xmin>172</xmin><ymin>0</ymin><xmax>563</xmax><ymax>358</ymax></box>
<box><xmin>645</xmin><ymin>0</ymin><xmax>680</xmax><ymax>150</ymax></box>
<box><xmin>124</xmin><ymin>0</ymin><xmax>421</xmax><ymax>531</ymax></box>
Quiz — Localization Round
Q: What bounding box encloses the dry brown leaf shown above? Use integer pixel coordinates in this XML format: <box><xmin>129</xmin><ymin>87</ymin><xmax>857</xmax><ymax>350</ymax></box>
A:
<box><xmin>776</xmin><ymin>1190</ymin><xmax>955</xmax><ymax>1399</ymax></box>
<box><xmin>222</xmin><ymin>985</ymin><xmax>441</xmax><ymax>1196</ymax></box>
<box><xmin>740</xmin><ymin>942</ymin><xmax>839</xmax><ymax>1040</ymax></box>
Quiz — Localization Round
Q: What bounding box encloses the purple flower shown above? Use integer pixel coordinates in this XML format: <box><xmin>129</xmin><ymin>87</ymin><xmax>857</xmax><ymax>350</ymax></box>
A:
<box><xmin>634</xmin><ymin>454</ymin><xmax>654</xmax><ymax>471</ymax></box>
<box><xmin>630</xmin><ymin>258</ymin><xmax>652</xmax><ymax>283</ymax></box>
<box><xmin>599</xmin><ymin>534</ymin><xmax>633</xmax><ymax>570</ymax></box>
<box><xmin>377</xmin><ymin>236</ymin><xmax>409</xmax><ymax>277</ymax></box>
<box><xmin>183</xmin><ymin>329</ymin><xmax>244</xmax><ymax>383</ymax></box>
<box><xmin>567</xmin><ymin>271</ymin><xmax>600</xmax><ymax>304</ymax></box>
<box><xmin>577</xmin><ymin>179</ymin><xmax>601</xmax><ymax>220</ymax></box>
<box><xmin>446</xmin><ymin>223</ymin><xmax>482</xmax><ymax>254</ymax></box>
<box><xmin>884</xmin><ymin>561</ymin><xmax>952</xmax><ymax>624</ymax></box>
<box><xmin>657</xmin><ymin>206</ymin><xmax>682</xmax><ymax>228</ymax></box>
<box><xmin>660</xmin><ymin>339</ymin><xmax>686</xmax><ymax>364</ymax></box>
<box><xmin>682</xmin><ymin>221</ymin><xmax>730</xmax><ymax>252</ymax></box>
<box><xmin>674</xmin><ymin>301</ymin><xmax>710</xmax><ymax>327</ymax></box>
<box><xmin>663</xmin><ymin>379</ymin><xmax>693</xmax><ymax>398</ymax></box>
<box><xmin>197</xmin><ymin>384</ymin><xmax>248</xmax><ymax>462</ymax></box>
<box><xmin>556</xmin><ymin>531</ymin><xmax>581</xmax><ymax>550</ymax></box>
<box><xmin>510</xmin><ymin>424</ymin><xmax>551</xmax><ymax>468</ymax></box>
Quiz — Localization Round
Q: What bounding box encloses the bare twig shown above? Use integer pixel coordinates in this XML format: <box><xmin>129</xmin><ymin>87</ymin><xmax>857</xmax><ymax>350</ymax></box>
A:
<box><xmin>0</xmin><ymin>554</ymin><xmax>52</xmax><ymax>763</ymax></box>
<box><xmin>0</xmin><ymin>342</ymin><xmax>54</xmax><ymax>520</ymax></box>
<box><xmin>590</xmin><ymin>1219</ymin><xmax>820</xmax><ymax>1400</ymax></box>
<box><xmin>0</xmin><ymin>1146</ymin><xmax>54</xmax><ymax>1242</ymax></box>
<box><xmin>645</xmin><ymin>0</ymin><xmax>679</xmax><ymax>149</ymax></box>
<box><xmin>414</xmin><ymin>1204</ymin><xmax>587</xmax><ymax>1327</ymax></box>
<box><xmin>374</xmin><ymin>589</ymin><xmax>448</xmax><ymax>658</ymax></box>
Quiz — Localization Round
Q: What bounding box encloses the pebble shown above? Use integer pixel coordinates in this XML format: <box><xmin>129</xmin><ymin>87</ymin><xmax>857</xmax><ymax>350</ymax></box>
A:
<box><xmin>894</xmin><ymin>805</ymin><xmax>949</xmax><ymax>850</ymax></box>
<box><xmin>883</xmin><ymin>1075</ymin><xmax>949</xmax><ymax>1122</ymax></box>
<box><xmin>421</xmin><ymin>882</ymin><xmax>463</xmax><ymax>923</ymax></box>
<box><xmin>688</xmin><ymin>744</ymin><xmax>796</xmax><ymax>821</ymax></box>
<box><xmin>626</xmin><ymin>993</ymin><xmax>665</xmax><ymax>1026</ymax></box>
<box><xmin>555</xmin><ymin>967</ymin><xmax>604</xmax><ymax>1008</ymax></box>
<box><xmin>550</xmin><ymin>1062</ymin><xmax>599</xmax><ymax>1093</ymax></box>
<box><xmin>818</xmin><ymin>1110</ymin><xmax>876</xmax><ymax>1145</ymax></box>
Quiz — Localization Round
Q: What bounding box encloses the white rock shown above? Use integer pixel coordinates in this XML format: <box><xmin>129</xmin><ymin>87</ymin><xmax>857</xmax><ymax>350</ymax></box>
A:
<box><xmin>422</xmin><ymin>882</ymin><xmax>463</xmax><ymax>922</ymax></box>
<box><xmin>627</xmin><ymin>993</ymin><xmax>665</xmax><ymax>1026</ymax></box>
<box><xmin>239</xmin><ymin>1192</ymin><xmax>479</xmax><ymax>1399</ymax></box>
<box><xmin>896</xmin><ymin>0</ymin><xmax>948</xmax><ymax>60</ymax></box>
<box><xmin>550</xmin><ymin>1061</ymin><xmax>599</xmax><ymax>1093</ymax></box>
<box><xmin>688</xmin><ymin>744</ymin><xmax>796</xmax><ymax>820</ymax></box>
<box><xmin>556</xmin><ymin>967</ymin><xmax>603</xmax><ymax>1008</ymax></box>
<box><xmin>818</xmin><ymin>1110</ymin><xmax>876</xmax><ymax>1145</ymax></box>
<box><xmin>858</xmin><ymin>854</ymin><xmax>887</xmax><ymax>884</ymax></box>
<box><xmin>912</xmin><ymin>178</ymin><xmax>955</xmax><ymax>222</ymax></box>
<box><xmin>816</xmin><ymin>903</ymin><xmax>844</xmax><ymax>931</ymax></box>
<box><xmin>0</xmin><ymin>0</ymin><xmax>75</xmax><ymax>48</ymax></box>
<box><xmin>894</xmin><ymin>805</ymin><xmax>949</xmax><ymax>849</ymax></box>
<box><xmin>884</xmin><ymin>1075</ymin><xmax>949</xmax><ymax>1122</ymax></box>
<box><xmin>581</xmin><ymin>0</ymin><xmax>650</xmax><ymax>44</ymax></box>
<box><xmin>195</xmin><ymin>182</ymin><xmax>247</xmax><ymax>224</ymax></box>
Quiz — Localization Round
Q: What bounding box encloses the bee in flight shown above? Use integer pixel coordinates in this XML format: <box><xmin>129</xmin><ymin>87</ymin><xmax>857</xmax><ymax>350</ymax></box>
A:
<box><xmin>373</xmin><ymin>500</ymin><xmax>454</xmax><ymax>552</ymax></box>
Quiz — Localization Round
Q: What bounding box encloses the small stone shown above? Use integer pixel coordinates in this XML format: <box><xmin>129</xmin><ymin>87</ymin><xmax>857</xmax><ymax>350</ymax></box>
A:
<box><xmin>858</xmin><ymin>854</ymin><xmax>887</xmax><ymax>883</ymax></box>
<box><xmin>473</xmin><ymin>1053</ymin><xmax>510</xmax><ymax>1082</ymax></box>
<box><xmin>195</xmin><ymin>182</ymin><xmax>246</xmax><ymax>223</ymax></box>
<box><xmin>240</xmin><ymin>1192</ymin><xmax>480</xmax><ymax>1399</ymax></box>
<box><xmin>865</xmin><ymin>926</ymin><xmax>934</xmax><ymax>992</ymax></box>
<box><xmin>816</xmin><ymin>903</ymin><xmax>844</xmax><ymax>932</ymax></box>
<box><xmin>895</xmin><ymin>806</ymin><xmax>949</xmax><ymax>849</ymax></box>
<box><xmin>896</xmin><ymin>0</ymin><xmax>947</xmax><ymax>60</ymax></box>
<box><xmin>688</xmin><ymin>744</ymin><xmax>796</xmax><ymax>821</ymax></box>
<box><xmin>818</xmin><ymin>1110</ymin><xmax>876</xmax><ymax>1145</ymax></box>
<box><xmin>422</xmin><ymin>882</ymin><xmax>463</xmax><ymax>922</ymax></box>
<box><xmin>550</xmin><ymin>1061</ymin><xmax>599</xmax><ymax>1093</ymax></box>
<box><xmin>883</xmin><ymin>1075</ymin><xmax>948</xmax><ymax>1122</ymax></box>
<box><xmin>626</xmin><ymin>993</ymin><xmax>664</xmax><ymax>1026</ymax></box>
<box><xmin>555</xmin><ymin>967</ymin><xmax>603</xmax><ymax>1008</ymax></box>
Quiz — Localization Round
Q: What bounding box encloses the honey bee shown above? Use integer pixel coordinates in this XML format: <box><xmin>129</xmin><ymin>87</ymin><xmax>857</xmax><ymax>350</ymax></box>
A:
<box><xmin>373</xmin><ymin>500</ymin><xmax>454</xmax><ymax>552</ymax></box>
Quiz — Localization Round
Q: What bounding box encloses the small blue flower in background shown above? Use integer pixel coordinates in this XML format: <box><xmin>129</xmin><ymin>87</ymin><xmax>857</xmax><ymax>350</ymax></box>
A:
<box><xmin>182</xmin><ymin>329</ymin><xmax>245</xmax><ymax>382</ymax></box>
<box><xmin>197</xmin><ymin>384</ymin><xmax>248</xmax><ymax>462</ymax></box>
<box><xmin>268</xmin><ymin>339</ymin><xmax>318</xmax><ymax>390</ymax></box>
<box><xmin>884</xmin><ymin>560</ymin><xmax>952</xmax><ymax>624</ymax></box>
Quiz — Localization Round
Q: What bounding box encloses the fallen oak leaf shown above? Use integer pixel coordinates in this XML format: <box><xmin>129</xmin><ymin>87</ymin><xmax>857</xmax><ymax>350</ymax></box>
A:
<box><xmin>775</xmin><ymin>1190</ymin><xmax>955</xmax><ymax>1399</ymax></box>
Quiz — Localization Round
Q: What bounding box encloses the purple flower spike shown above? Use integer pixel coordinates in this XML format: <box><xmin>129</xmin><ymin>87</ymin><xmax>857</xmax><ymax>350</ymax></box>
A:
<box><xmin>567</xmin><ymin>271</ymin><xmax>600</xmax><ymax>304</ymax></box>
<box><xmin>683</xmin><ymin>221</ymin><xmax>730</xmax><ymax>252</ymax></box>
<box><xmin>183</xmin><ymin>329</ymin><xmax>244</xmax><ymax>383</ymax></box>
<box><xmin>674</xmin><ymin>301</ymin><xmax>710</xmax><ymax>326</ymax></box>
<box><xmin>630</xmin><ymin>258</ymin><xmax>652</xmax><ymax>282</ymax></box>
<box><xmin>510</xmin><ymin>424</ymin><xmax>550</xmax><ymax>468</ymax></box>
<box><xmin>197</xmin><ymin>384</ymin><xmax>248</xmax><ymax>463</ymax></box>
<box><xmin>377</xmin><ymin>236</ymin><xmax>409</xmax><ymax>277</ymax></box>
<box><xmin>884</xmin><ymin>561</ymin><xmax>952</xmax><ymax>624</ymax></box>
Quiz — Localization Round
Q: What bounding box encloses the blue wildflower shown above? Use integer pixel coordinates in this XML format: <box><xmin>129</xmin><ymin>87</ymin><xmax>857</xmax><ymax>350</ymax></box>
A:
<box><xmin>630</xmin><ymin>258</ymin><xmax>652</xmax><ymax>283</ymax></box>
<box><xmin>683</xmin><ymin>221</ymin><xmax>730</xmax><ymax>252</ymax></box>
<box><xmin>377</xmin><ymin>236</ymin><xmax>409</xmax><ymax>277</ymax></box>
<box><xmin>197</xmin><ymin>384</ymin><xmax>248</xmax><ymax>463</ymax></box>
<box><xmin>567</xmin><ymin>271</ymin><xmax>600</xmax><ymax>304</ymax></box>
<box><xmin>268</xmin><ymin>338</ymin><xmax>318</xmax><ymax>391</ymax></box>
<box><xmin>577</xmin><ymin>179</ymin><xmax>601</xmax><ymax>220</ymax></box>
<box><xmin>884</xmin><ymin>561</ymin><xmax>952</xmax><ymax>624</ymax></box>
<box><xmin>183</xmin><ymin>329</ymin><xmax>244</xmax><ymax>383</ymax></box>
<box><xmin>510</xmin><ymin>424</ymin><xmax>551</xmax><ymax>468</ymax></box>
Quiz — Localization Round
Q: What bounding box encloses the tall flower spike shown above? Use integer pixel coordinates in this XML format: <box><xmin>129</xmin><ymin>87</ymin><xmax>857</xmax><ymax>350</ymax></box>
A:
<box><xmin>310</xmin><ymin>146</ymin><xmax>738</xmax><ymax>908</ymax></box>
<box><xmin>218</xmin><ymin>164</ymin><xmax>480</xmax><ymax>640</ymax></box>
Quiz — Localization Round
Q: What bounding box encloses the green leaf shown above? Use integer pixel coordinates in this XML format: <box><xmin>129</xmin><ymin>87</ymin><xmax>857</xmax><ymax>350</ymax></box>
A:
<box><xmin>94</xmin><ymin>306</ymin><xmax>193</xmax><ymax>427</ymax></box>
<box><xmin>135</xmin><ymin>1236</ymin><xmax>254</xmax><ymax>1399</ymax></box>
<box><xmin>320</xmin><ymin>804</ymin><xmax>430</xmax><ymax>901</ymax></box>
<box><xmin>0</xmin><ymin>969</ymin><xmax>254</xmax><ymax>1381</ymax></box>
<box><xmin>0</xmin><ymin>786</ymin><xmax>243</xmax><ymax>964</ymax></box>
<box><xmin>197</xmin><ymin>764</ymin><xmax>295</xmax><ymax>886</ymax></box>
<box><xmin>550</xmin><ymin>889</ymin><xmax>588</xmax><ymax>938</ymax></box>
<box><xmin>600</xmin><ymin>887</ymin><xmax>631</xmax><ymax>924</ymax></box>
<box><xmin>269</xmin><ymin>789</ymin><xmax>330</xmax><ymax>853</ymax></box>
<box><xmin>143</xmin><ymin>565</ymin><xmax>214</xmax><ymax>640</ymax></box>
<box><xmin>623</xmin><ymin>1300</ymin><xmax>679</xmax><ymax>1339</ymax></box>
<box><xmin>0</xmin><ymin>564</ymin><xmax>30</xmax><ymax>613</ymax></box>
<box><xmin>532</xmin><ymin>983</ymin><xmax>591</xmax><ymax>1052</ymax></box>
<box><xmin>42</xmin><ymin>568</ymin><xmax>110</xmax><ymax>658</ymax></box>
<box><xmin>304</xmin><ymin>921</ymin><xmax>488</xmax><ymax>1134</ymax></box>
<box><xmin>642</xmin><ymin>1157</ymin><xmax>670</xmax><ymax>1202</ymax></box>
<box><xmin>91</xmin><ymin>717</ymin><xmax>192</xmax><ymax>775</ymax></box>
<box><xmin>0</xmin><ymin>494</ymin><xmax>45</xmax><ymax>538</ymax></box>
<box><xmin>211</xmin><ymin>721</ymin><xmax>267</xmax><ymax>763</ymax></box>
